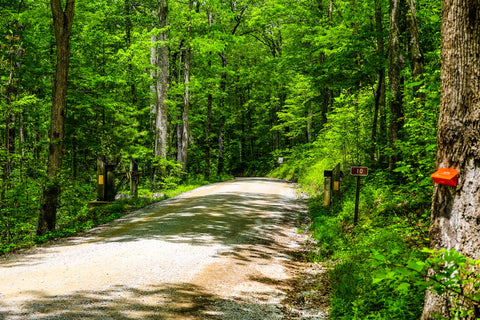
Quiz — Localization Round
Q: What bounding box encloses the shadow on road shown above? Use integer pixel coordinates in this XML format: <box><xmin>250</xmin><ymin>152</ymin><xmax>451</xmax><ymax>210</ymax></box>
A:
<box><xmin>1</xmin><ymin>186</ymin><xmax>303</xmax><ymax>268</ymax></box>
<box><xmin>96</xmin><ymin>192</ymin><xmax>296</xmax><ymax>245</ymax></box>
<box><xmin>0</xmin><ymin>282</ymin><xmax>289</xmax><ymax>320</ymax></box>
<box><xmin>0</xmin><ymin>179</ymin><xmax>312</xmax><ymax>319</ymax></box>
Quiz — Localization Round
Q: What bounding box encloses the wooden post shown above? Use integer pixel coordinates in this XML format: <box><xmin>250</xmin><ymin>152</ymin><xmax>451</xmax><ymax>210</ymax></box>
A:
<box><xmin>354</xmin><ymin>175</ymin><xmax>361</xmax><ymax>226</ymax></box>
<box><xmin>351</xmin><ymin>166</ymin><xmax>368</xmax><ymax>226</ymax></box>
<box><xmin>333</xmin><ymin>163</ymin><xmax>341</xmax><ymax>195</ymax></box>
<box><xmin>97</xmin><ymin>157</ymin><xmax>105</xmax><ymax>201</ymax></box>
<box><xmin>105</xmin><ymin>164</ymin><xmax>116</xmax><ymax>201</ymax></box>
<box><xmin>130</xmin><ymin>158</ymin><xmax>139</xmax><ymax>198</ymax></box>
<box><xmin>324</xmin><ymin>170</ymin><xmax>333</xmax><ymax>206</ymax></box>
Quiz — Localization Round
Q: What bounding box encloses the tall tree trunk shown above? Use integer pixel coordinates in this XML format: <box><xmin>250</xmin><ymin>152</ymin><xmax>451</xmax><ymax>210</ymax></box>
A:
<box><xmin>422</xmin><ymin>1</ymin><xmax>480</xmax><ymax>319</ymax></box>
<box><xmin>246</xmin><ymin>98</ymin><xmax>254</xmax><ymax>162</ymax></box>
<box><xmin>406</xmin><ymin>0</ymin><xmax>424</xmax><ymax>80</ymax></box>
<box><xmin>312</xmin><ymin>5</ymin><xmax>334</xmax><ymax>133</ymax></box>
<box><xmin>372</xmin><ymin>69</ymin><xmax>386</xmax><ymax>164</ymax></box>
<box><xmin>150</xmin><ymin>35</ymin><xmax>157</xmax><ymax>131</ymax></box>
<box><xmin>306</xmin><ymin>108</ymin><xmax>313</xmax><ymax>144</ymax></box>
<box><xmin>371</xmin><ymin>0</ymin><xmax>386</xmax><ymax>164</ymax></box>
<box><xmin>151</xmin><ymin>0</ymin><xmax>169</xmax><ymax>164</ymax></box>
<box><xmin>37</xmin><ymin>0</ymin><xmax>75</xmax><ymax>236</ymax></box>
<box><xmin>176</xmin><ymin>48</ymin><xmax>184</xmax><ymax>164</ymax></box>
<box><xmin>387</xmin><ymin>0</ymin><xmax>405</xmax><ymax>171</ymax></box>
<box><xmin>19</xmin><ymin>112</ymin><xmax>25</xmax><ymax>182</ymax></box>
<box><xmin>177</xmin><ymin>46</ymin><xmax>190</xmax><ymax>172</ymax></box>
<box><xmin>205</xmin><ymin>10</ymin><xmax>214</xmax><ymax>179</ymax></box>
<box><xmin>217</xmin><ymin>122</ymin><xmax>224</xmax><ymax>175</ymax></box>
<box><xmin>205</xmin><ymin>92</ymin><xmax>213</xmax><ymax>179</ymax></box>
<box><xmin>178</xmin><ymin>0</ymin><xmax>193</xmax><ymax>173</ymax></box>
<box><xmin>173</xmin><ymin>44</ymin><xmax>183</xmax><ymax>163</ymax></box>
<box><xmin>240</xmin><ymin>110</ymin><xmax>245</xmax><ymax>165</ymax></box>
<box><xmin>274</xmin><ymin>102</ymin><xmax>280</xmax><ymax>150</ymax></box>
<box><xmin>217</xmin><ymin>52</ymin><xmax>227</xmax><ymax>175</ymax></box>
<box><xmin>71</xmin><ymin>114</ymin><xmax>77</xmax><ymax>179</ymax></box>
<box><xmin>406</xmin><ymin>0</ymin><xmax>425</xmax><ymax>101</ymax></box>
<box><xmin>125</xmin><ymin>0</ymin><xmax>137</xmax><ymax>105</ymax></box>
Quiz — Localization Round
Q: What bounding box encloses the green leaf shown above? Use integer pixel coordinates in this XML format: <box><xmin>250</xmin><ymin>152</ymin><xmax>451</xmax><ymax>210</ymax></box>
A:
<box><xmin>407</xmin><ymin>260</ymin><xmax>426</xmax><ymax>273</ymax></box>
<box><xmin>372</xmin><ymin>273</ymin><xmax>386</xmax><ymax>284</ymax></box>
<box><xmin>396</xmin><ymin>282</ymin><xmax>410</xmax><ymax>292</ymax></box>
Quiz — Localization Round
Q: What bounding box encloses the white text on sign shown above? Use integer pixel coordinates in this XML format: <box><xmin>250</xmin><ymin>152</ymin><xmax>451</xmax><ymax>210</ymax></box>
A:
<box><xmin>351</xmin><ymin>166</ymin><xmax>368</xmax><ymax>176</ymax></box>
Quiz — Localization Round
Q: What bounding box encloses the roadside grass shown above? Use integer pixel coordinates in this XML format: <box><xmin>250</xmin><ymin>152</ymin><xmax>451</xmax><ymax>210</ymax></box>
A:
<box><xmin>305</xmin><ymin>174</ymin><xmax>431</xmax><ymax>319</ymax></box>
<box><xmin>274</xmin><ymin>156</ymin><xmax>480</xmax><ymax>318</ymax></box>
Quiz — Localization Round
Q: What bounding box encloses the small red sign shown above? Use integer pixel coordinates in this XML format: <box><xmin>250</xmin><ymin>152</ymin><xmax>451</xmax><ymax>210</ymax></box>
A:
<box><xmin>351</xmin><ymin>166</ymin><xmax>368</xmax><ymax>176</ymax></box>
<box><xmin>431</xmin><ymin>168</ymin><xmax>459</xmax><ymax>186</ymax></box>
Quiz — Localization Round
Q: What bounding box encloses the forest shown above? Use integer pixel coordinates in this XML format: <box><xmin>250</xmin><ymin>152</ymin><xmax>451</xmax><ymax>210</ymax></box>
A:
<box><xmin>1</xmin><ymin>0</ymin><xmax>479</xmax><ymax>319</ymax></box>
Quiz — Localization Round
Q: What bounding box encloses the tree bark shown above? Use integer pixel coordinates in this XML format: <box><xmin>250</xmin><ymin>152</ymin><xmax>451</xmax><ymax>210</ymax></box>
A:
<box><xmin>422</xmin><ymin>1</ymin><xmax>480</xmax><ymax>319</ymax></box>
<box><xmin>37</xmin><ymin>0</ymin><xmax>75</xmax><ymax>236</ymax></box>
<box><xmin>205</xmin><ymin>91</ymin><xmax>213</xmax><ymax>179</ymax></box>
<box><xmin>406</xmin><ymin>0</ymin><xmax>425</xmax><ymax>105</ymax></box>
<box><xmin>371</xmin><ymin>0</ymin><xmax>386</xmax><ymax>164</ymax></box>
<box><xmin>387</xmin><ymin>0</ymin><xmax>406</xmax><ymax>171</ymax></box>
<box><xmin>177</xmin><ymin>46</ymin><xmax>190</xmax><ymax>172</ymax></box>
<box><xmin>205</xmin><ymin>10</ymin><xmax>214</xmax><ymax>179</ymax></box>
<box><xmin>125</xmin><ymin>0</ymin><xmax>137</xmax><ymax>105</ymax></box>
<box><xmin>217</xmin><ymin>52</ymin><xmax>227</xmax><ymax>175</ymax></box>
<box><xmin>177</xmin><ymin>0</ymin><xmax>193</xmax><ymax>173</ymax></box>
<box><xmin>406</xmin><ymin>0</ymin><xmax>424</xmax><ymax>81</ymax></box>
<box><xmin>151</xmin><ymin>0</ymin><xmax>169</xmax><ymax>163</ymax></box>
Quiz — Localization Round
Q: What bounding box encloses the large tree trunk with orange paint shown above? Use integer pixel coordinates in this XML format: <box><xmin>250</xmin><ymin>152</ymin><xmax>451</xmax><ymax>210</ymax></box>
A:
<box><xmin>422</xmin><ymin>1</ymin><xmax>480</xmax><ymax>319</ymax></box>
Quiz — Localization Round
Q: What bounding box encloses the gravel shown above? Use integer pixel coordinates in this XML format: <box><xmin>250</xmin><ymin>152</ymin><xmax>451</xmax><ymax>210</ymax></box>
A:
<box><xmin>0</xmin><ymin>178</ymin><xmax>328</xmax><ymax>319</ymax></box>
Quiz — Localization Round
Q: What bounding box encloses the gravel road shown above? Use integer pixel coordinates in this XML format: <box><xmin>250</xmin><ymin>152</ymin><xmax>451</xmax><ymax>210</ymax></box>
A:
<box><xmin>0</xmin><ymin>178</ymin><xmax>326</xmax><ymax>319</ymax></box>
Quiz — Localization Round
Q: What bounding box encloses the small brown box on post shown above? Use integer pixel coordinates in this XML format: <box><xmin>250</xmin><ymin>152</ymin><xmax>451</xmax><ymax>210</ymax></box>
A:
<box><xmin>351</xmin><ymin>166</ymin><xmax>368</xmax><ymax>176</ymax></box>
<box><xmin>431</xmin><ymin>168</ymin><xmax>459</xmax><ymax>187</ymax></box>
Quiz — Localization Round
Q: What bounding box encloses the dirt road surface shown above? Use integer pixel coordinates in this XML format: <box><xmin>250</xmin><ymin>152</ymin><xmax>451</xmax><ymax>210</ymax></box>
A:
<box><xmin>0</xmin><ymin>178</ymin><xmax>326</xmax><ymax>319</ymax></box>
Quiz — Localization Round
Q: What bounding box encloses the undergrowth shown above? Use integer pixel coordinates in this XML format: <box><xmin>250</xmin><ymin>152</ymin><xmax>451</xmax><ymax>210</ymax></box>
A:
<box><xmin>307</xmin><ymin>174</ymin><xmax>432</xmax><ymax>319</ymax></box>
<box><xmin>303</xmin><ymin>172</ymin><xmax>480</xmax><ymax>319</ymax></box>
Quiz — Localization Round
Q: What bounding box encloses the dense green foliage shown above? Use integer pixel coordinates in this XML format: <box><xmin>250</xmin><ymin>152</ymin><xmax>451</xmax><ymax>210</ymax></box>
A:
<box><xmin>2</xmin><ymin>0</ymin><xmax>478</xmax><ymax>317</ymax></box>
<box><xmin>307</xmin><ymin>179</ymin><xmax>431</xmax><ymax>319</ymax></box>
<box><xmin>262</xmin><ymin>0</ymin><xmax>479</xmax><ymax>313</ymax></box>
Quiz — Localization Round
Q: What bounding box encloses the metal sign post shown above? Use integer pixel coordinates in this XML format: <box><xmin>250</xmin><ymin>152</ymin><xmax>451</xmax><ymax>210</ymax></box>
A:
<box><xmin>351</xmin><ymin>166</ymin><xmax>368</xmax><ymax>226</ymax></box>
